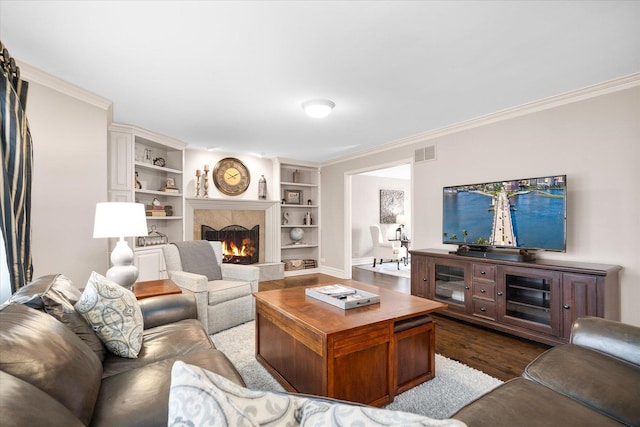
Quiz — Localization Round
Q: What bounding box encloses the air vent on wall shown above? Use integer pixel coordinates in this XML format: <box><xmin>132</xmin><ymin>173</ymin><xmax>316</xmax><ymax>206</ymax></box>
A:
<box><xmin>415</xmin><ymin>145</ymin><xmax>436</xmax><ymax>163</ymax></box>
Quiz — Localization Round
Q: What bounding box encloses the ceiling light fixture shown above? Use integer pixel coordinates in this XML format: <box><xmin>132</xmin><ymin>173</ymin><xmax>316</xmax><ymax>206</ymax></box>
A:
<box><xmin>302</xmin><ymin>99</ymin><xmax>335</xmax><ymax>118</ymax></box>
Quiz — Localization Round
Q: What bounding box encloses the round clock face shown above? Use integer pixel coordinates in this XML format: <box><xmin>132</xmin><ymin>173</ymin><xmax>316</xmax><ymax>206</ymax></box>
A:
<box><xmin>212</xmin><ymin>157</ymin><xmax>251</xmax><ymax>196</ymax></box>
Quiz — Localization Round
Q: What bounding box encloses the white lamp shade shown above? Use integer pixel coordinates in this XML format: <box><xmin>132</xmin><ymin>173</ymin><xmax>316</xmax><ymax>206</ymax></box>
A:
<box><xmin>93</xmin><ymin>202</ymin><xmax>148</xmax><ymax>238</ymax></box>
<box><xmin>396</xmin><ymin>214</ymin><xmax>409</xmax><ymax>225</ymax></box>
<box><xmin>302</xmin><ymin>99</ymin><xmax>335</xmax><ymax>118</ymax></box>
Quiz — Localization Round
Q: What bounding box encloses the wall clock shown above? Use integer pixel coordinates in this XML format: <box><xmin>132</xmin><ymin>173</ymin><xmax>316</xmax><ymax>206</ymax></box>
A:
<box><xmin>212</xmin><ymin>157</ymin><xmax>251</xmax><ymax>196</ymax></box>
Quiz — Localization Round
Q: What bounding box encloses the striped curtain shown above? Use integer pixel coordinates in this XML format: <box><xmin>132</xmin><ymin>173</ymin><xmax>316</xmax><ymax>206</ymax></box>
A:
<box><xmin>1</xmin><ymin>42</ymin><xmax>33</xmax><ymax>293</ymax></box>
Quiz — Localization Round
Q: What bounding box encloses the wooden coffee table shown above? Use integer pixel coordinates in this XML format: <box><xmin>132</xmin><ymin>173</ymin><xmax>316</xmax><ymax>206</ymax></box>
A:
<box><xmin>253</xmin><ymin>280</ymin><xmax>447</xmax><ymax>406</ymax></box>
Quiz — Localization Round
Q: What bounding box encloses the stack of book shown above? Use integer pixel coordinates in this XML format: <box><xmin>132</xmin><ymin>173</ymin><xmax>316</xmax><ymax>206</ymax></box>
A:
<box><xmin>146</xmin><ymin>205</ymin><xmax>166</xmax><ymax>217</ymax></box>
<box><xmin>161</xmin><ymin>186</ymin><xmax>179</xmax><ymax>193</ymax></box>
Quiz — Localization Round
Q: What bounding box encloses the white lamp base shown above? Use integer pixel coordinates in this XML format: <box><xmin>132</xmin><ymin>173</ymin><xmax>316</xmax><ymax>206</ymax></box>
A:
<box><xmin>106</xmin><ymin>239</ymin><xmax>139</xmax><ymax>289</ymax></box>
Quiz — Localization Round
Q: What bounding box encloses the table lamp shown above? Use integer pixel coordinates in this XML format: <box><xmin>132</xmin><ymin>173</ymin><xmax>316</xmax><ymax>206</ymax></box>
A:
<box><xmin>396</xmin><ymin>214</ymin><xmax>409</xmax><ymax>240</ymax></box>
<box><xmin>93</xmin><ymin>202</ymin><xmax>148</xmax><ymax>288</ymax></box>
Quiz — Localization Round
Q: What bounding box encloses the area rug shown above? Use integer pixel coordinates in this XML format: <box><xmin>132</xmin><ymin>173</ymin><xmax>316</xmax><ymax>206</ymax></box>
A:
<box><xmin>355</xmin><ymin>261</ymin><xmax>411</xmax><ymax>279</ymax></box>
<box><xmin>212</xmin><ymin>321</ymin><xmax>502</xmax><ymax>419</ymax></box>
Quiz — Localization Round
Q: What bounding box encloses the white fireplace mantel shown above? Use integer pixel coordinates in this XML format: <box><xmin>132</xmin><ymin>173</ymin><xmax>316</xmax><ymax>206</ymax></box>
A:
<box><xmin>185</xmin><ymin>198</ymin><xmax>280</xmax><ymax>263</ymax></box>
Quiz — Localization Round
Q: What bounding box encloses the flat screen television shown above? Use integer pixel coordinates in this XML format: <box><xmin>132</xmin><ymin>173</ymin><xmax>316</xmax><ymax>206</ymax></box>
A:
<box><xmin>442</xmin><ymin>175</ymin><xmax>566</xmax><ymax>255</ymax></box>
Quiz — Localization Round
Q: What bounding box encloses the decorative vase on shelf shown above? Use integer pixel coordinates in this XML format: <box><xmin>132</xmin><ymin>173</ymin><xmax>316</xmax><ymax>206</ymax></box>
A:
<box><xmin>290</xmin><ymin>227</ymin><xmax>304</xmax><ymax>244</ymax></box>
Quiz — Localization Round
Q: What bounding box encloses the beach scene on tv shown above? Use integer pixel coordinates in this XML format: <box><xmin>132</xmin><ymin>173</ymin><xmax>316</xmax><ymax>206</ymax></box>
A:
<box><xmin>443</xmin><ymin>176</ymin><xmax>566</xmax><ymax>252</ymax></box>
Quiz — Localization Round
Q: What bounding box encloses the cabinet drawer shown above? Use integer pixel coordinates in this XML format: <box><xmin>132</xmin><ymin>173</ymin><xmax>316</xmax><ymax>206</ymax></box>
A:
<box><xmin>473</xmin><ymin>264</ymin><xmax>496</xmax><ymax>282</ymax></box>
<box><xmin>472</xmin><ymin>299</ymin><xmax>496</xmax><ymax>320</ymax></box>
<box><xmin>472</xmin><ymin>281</ymin><xmax>496</xmax><ymax>301</ymax></box>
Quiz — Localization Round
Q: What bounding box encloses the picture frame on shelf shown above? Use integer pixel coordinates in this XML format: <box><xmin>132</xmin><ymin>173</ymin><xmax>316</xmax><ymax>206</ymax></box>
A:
<box><xmin>284</xmin><ymin>189</ymin><xmax>302</xmax><ymax>204</ymax></box>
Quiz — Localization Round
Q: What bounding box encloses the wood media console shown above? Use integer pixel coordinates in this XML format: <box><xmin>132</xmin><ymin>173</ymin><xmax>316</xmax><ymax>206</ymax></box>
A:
<box><xmin>253</xmin><ymin>280</ymin><xmax>446</xmax><ymax>406</ymax></box>
<box><xmin>410</xmin><ymin>249</ymin><xmax>621</xmax><ymax>346</ymax></box>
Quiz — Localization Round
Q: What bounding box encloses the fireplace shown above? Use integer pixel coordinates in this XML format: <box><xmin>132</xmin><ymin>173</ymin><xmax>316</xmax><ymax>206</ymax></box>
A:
<box><xmin>202</xmin><ymin>224</ymin><xmax>259</xmax><ymax>265</ymax></box>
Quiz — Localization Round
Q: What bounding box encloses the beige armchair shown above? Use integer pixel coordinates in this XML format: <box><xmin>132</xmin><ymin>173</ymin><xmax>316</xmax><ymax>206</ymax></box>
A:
<box><xmin>162</xmin><ymin>241</ymin><xmax>260</xmax><ymax>334</ymax></box>
<box><xmin>369</xmin><ymin>224</ymin><xmax>407</xmax><ymax>270</ymax></box>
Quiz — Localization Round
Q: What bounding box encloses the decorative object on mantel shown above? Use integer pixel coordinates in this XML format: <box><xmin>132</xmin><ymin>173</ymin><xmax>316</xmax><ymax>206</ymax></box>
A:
<box><xmin>307</xmin><ymin>199</ymin><xmax>312</xmax><ymax>205</ymax></box>
<box><xmin>153</xmin><ymin>157</ymin><xmax>166</xmax><ymax>167</ymax></box>
<box><xmin>292</xmin><ymin>169</ymin><xmax>300</xmax><ymax>183</ymax></box>
<box><xmin>282</xmin><ymin>211</ymin><xmax>289</xmax><ymax>225</ymax></box>
<box><xmin>144</xmin><ymin>148</ymin><xmax>153</xmax><ymax>164</ymax></box>
<box><xmin>303</xmin><ymin>212</ymin><xmax>311</xmax><ymax>225</ymax></box>
<box><xmin>258</xmin><ymin>175</ymin><xmax>267</xmax><ymax>200</ymax></box>
<box><xmin>203</xmin><ymin>164</ymin><xmax>209</xmax><ymax>198</ymax></box>
<box><xmin>134</xmin><ymin>171</ymin><xmax>142</xmax><ymax>189</ymax></box>
<box><xmin>212</xmin><ymin>157</ymin><xmax>251</xmax><ymax>196</ymax></box>
<box><xmin>195</xmin><ymin>169</ymin><xmax>201</xmax><ymax>197</ymax></box>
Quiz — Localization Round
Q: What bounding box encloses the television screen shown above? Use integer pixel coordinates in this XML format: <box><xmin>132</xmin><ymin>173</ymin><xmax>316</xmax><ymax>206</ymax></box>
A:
<box><xmin>442</xmin><ymin>175</ymin><xmax>566</xmax><ymax>252</ymax></box>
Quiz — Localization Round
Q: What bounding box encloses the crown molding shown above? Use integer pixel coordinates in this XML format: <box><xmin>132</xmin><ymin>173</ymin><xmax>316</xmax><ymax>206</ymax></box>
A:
<box><xmin>16</xmin><ymin>60</ymin><xmax>112</xmax><ymax>111</ymax></box>
<box><xmin>323</xmin><ymin>72</ymin><xmax>640</xmax><ymax>167</ymax></box>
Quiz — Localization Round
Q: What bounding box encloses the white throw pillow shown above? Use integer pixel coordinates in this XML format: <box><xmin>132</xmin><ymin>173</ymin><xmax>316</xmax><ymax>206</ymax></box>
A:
<box><xmin>75</xmin><ymin>271</ymin><xmax>143</xmax><ymax>358</ymax></box>
<box><xmin>299</xmin><ymin>400</ymin><xmax>467</xmax><ymax>426</ymax></box>
<box><xmin>168</xmin><ymin>361</ymin><xmax>302</xmax><ymax>426</ymax></box>
<box><xmin>168</xmin><ymin>361</ymin><xmax>467</xmax><ymax>427</ymax></box>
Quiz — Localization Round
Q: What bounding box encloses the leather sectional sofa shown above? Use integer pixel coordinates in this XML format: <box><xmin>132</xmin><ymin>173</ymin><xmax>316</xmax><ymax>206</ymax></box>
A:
<box><xmin>2</xmin><ymin>274</ymin><xmax>639</xmax><ymax>426</ymax></box>
<box><xmin>454</xmin><ymin>316</ymin><xmax>640</xmax><ymax>426</ymax></box>
<box><xmin>0</xmin><ymin>274</ymin><xmax>246</xmax><ymax>426</ymax></box>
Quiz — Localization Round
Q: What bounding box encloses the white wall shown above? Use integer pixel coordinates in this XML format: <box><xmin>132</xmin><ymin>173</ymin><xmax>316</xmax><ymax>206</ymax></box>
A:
<box><xmin>321</xmin><ymin>82</ymin><xmax>640</xmax><ymax>326</ymax></box>
<box><xmin>351</xmin><ymin>174</ymin><xmax>411</xmax><ymax>261</ymax></box>
<box><xmin>21</xmin><ymin>66</ymin><xmax>111</xmax><ymax>288</ymax></box>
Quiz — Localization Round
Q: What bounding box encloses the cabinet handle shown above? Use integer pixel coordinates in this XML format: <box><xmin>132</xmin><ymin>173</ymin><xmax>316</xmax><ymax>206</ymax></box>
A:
<box><xmin>497</xmin><ymin>291</ymin><xmax>503</xmax><ymax>296</ymax></box>
<box><xmin>480</xmin><ymin>271</ymin><xmax>486</xmax><ymax>275</ymax></box>
<box><xmin>563</xmin><ymin>304</ymin><xmax>571</xmax><ymax>310</ymax></box>
<box><xmin>423</xmin><ymin>277</ymin><xmax>427</xmax><ymax>282</ymax></box>
<box><xmin>480</xmin><ymin>288</ymin><xmax>487</xmax><ymax>293</ymax></box>
<box><xmin>480</xmin><ymin>307</ymin><xmax>487</xmax><ymax>312</ymax></box>
<box><xmin>465</xmin><ymin>286</ymin><xmax>470</xmax><ymax>290</ymax></box>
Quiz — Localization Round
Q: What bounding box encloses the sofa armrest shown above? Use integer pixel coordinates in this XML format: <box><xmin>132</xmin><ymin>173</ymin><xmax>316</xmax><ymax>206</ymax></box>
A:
<box><xmin>570</xmin><ymin>316</ymin><xmax>640</xmax><ymax>366</ymax></box>
<box><xmin>138</xmin><ymin>294</ymin><xmax>198</xmax><ymax>329</ymax></box>
<box><xmin>221</xmin><ymin>264</ymin><xmax>260</xmax><ymax>284</ymax></box>
<box><xmin>167</xmin><ymin>270</ymin><xmax>209</xmax><ymax>292</ymax></box>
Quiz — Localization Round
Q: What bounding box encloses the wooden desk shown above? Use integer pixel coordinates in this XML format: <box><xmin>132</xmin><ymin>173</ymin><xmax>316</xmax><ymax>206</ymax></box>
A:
<box><xmin>254</xmin><ymin>280</ymin><xmax>446</xmax><ymax>406</ymax></box>
<box><xmin>132</xmin><ymin>279</ymin><xmax>182</xmax><ymax>300</ymax></box>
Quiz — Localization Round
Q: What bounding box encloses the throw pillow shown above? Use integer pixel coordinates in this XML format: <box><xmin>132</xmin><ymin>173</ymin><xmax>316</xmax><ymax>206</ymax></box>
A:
<box><xmin>168</xmin><ymin>361</ymin><xmax>467</xmax><ymax>427</ymax></box>
<box><xmin>75</xmin><ymin>271</ymin><xmax>143</xmax><ymax>358</ymax></box>
<box><xmin>168</xmin><ymin>361</ymin><xmax>302</xmax><ymax>426</ymax></box>
<box><xmin>8</xmin><ymin>274</ymin><xmax>107</xmax><ymax>361</ymax></box>
<box><xmin>299</xmin><ymin>400</ymin><xmax>467</xmax><ymax>426</ymax></box>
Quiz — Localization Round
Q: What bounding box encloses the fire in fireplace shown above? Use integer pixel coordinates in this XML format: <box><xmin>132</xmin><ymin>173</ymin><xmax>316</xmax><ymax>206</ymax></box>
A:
<box><xmin>201</xmin><ymin>224</ymin><xmax>259</xmax><ymax>265</ymax></box>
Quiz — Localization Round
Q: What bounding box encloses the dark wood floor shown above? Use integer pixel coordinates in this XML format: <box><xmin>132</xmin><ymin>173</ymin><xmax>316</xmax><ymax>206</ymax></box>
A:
<box><xmin>259</xmin><ymin>268</ymin><xmax>550</xmax><ymax>381</ymax></box>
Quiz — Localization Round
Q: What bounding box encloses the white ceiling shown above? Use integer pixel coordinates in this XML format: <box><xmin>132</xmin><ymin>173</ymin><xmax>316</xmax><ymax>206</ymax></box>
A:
<box><xmin>1</xmin><ymin>1</ymin><xmax>639</xmax><ymax>163</ymax></box>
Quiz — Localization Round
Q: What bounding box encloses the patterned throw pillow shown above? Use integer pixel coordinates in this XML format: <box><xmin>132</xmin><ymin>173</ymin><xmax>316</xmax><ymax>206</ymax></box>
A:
<box><xmin>168</xmin><ymin>361</ymin><xmax>467</xmax><ymax>427</ymax></box>
<box><xmin>75</xmin><ymin>271</ymin><xmax>143</xmax><ymax>358</ymax></box>
<box><xmin>168</xmin><ymin>361</ymin><xmax>302</xmax><ymax>426</ymax></box>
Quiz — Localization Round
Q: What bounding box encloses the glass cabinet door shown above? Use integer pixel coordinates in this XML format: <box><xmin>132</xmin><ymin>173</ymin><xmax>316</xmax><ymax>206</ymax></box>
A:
<box><xmin>429</xmin><ymin>259</ymin><xmax>470</xmax><ymax>312</ymax></box>
<box><xmin>498</xmin><ymin>266</ymin><xmax>560</xmax><ymax>336</ymax></box>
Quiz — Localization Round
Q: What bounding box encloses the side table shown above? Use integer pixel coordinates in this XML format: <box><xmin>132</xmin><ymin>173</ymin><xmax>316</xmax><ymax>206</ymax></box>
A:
<box><xmin>132</xmin><ymin>279</ymin><xmax>182</xmax><ymax>300</ymax></box>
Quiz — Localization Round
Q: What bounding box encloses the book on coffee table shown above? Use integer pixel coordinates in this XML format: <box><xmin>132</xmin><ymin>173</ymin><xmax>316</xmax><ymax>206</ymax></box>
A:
<box><xmin>306</xmin><ymin>284</ymin><xmax>380</xmax><ymax>309</ymax></box>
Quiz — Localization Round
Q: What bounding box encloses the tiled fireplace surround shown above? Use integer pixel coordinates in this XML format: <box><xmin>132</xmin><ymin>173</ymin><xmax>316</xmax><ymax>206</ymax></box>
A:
<box><xmin>185</xmin><ymin>198</ymin><xmax>284</xmax><ymax>279</ymax></box>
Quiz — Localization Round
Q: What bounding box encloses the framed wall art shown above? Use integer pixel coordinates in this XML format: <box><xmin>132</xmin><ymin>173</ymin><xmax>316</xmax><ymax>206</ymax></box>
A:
<box><xmin>284</xmin><ymin>189</ymin><xmax>302</xmax><ymax>205</ymax></box>
<box><xmin>380</xmin><ymin>189</ymin><xmax>404</xmax><ymax>223</ymax></box>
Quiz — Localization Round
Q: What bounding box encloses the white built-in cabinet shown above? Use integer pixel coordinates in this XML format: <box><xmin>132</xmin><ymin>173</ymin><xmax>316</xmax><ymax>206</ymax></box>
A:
<box><xmin>108</xmin><ymin>124</ymin><xmax>186</xmax><ymax>281</ymax></box>
<box><xmin>277</xmin><ymin>160</ymin><xmax>321</xmax><ymax>276</ymax></box>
